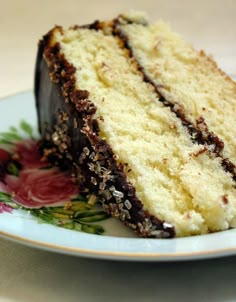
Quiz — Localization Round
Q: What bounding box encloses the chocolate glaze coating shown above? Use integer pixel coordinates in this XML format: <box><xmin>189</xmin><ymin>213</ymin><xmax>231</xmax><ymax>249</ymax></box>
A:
<box><xmin>34</xmin><ymin>28</ymin><xmax>176</xmax><ymax>238</ymax></box>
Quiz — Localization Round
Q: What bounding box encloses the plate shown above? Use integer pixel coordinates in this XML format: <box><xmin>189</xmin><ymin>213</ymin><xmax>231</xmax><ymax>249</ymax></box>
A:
<box><xmin>0</xmin><ymin>91</ymin><xmax>236</xmax><ymax>262</ymax></box>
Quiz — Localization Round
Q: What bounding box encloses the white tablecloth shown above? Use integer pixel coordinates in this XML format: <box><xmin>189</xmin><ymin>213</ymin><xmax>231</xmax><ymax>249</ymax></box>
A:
<box><xmin>0</xmin><ymin>1</ymin><xmax>236</xmax><ymax>301</ymax></box>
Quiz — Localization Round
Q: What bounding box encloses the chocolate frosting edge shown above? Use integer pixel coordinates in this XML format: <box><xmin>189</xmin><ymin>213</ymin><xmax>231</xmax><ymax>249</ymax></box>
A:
<box><xmin>34</xmin><ymin>28</ymin><xmax>176</xmax><ymax>238</ymax></box>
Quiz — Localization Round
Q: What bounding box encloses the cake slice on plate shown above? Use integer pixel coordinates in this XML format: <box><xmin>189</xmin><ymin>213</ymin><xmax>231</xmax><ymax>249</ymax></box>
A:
<box><xmin>35</xmin><ymin>13</ymin><xmax>236</xmax><ymax>238</ymax></box>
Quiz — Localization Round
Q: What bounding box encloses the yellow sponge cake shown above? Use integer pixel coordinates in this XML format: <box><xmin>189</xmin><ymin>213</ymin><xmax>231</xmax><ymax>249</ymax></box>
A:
<box><xmin>35</xmin><ymin>13</ymin><xmax>236</xmax><ymax>238</ymax></box>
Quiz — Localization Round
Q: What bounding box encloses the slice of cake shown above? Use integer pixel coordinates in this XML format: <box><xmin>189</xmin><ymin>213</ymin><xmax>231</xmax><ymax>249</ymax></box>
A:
<box><xmin>35</xmin><ymin>14</ymin><xmax>236</xmax><ymax>238</ymax></box>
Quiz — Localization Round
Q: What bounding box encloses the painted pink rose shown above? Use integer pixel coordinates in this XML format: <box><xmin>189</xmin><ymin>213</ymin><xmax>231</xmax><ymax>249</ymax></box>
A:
<box><xmin>13</xmin><ymin>139</ymin><xmax>47</xmax><ymax>169</ymax></box>
<box><xmin>0</xmin><ymin>202</ymin><xmax>13</xmax><ymax>214</ymax></box>
<box><xmin>0</xmin><ymin>148</ymin><xmax>11</xmax><ymax>163</ymax></box>
<box><xmin>4</xmin><ymin>168</ymin><xmax>79</xmax><ymax>208</ymax></box>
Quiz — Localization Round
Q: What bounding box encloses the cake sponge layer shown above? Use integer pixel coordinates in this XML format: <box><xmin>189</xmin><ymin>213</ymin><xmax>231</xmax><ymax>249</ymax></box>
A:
<box><xmin>35</xmin><ymin>25</ymin><xmax>236</xmax><ymax>237</ymax></box>
<box><xmin>118</xmin><ymin>18</ymin><xmax>236</xmax><ymax>167</ymax></box>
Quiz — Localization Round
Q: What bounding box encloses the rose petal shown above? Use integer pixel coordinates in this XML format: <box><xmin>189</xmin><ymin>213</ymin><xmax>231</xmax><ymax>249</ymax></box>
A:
<box><xmin>0</xmin><ymin>148</ymin><xmax>11</xmax><ymax>163</ymax></box>
<box><xmin>0</xmin><ymin>181</ymin><xmax>13</xmax><ymax>195</ymax></box>
<box><xmin>4</xmin><ymin>174</ymin><xmax>21</xmax><ymax>190</ymax></box>
<box><xmin>1</xmin><ymin>139</ymin><xmax>79</xmax><ymax>209</ymax></box>
<box><xmin>14</xmin><ymin>140</ymin><xmax>48</xmax><ymax>169</ymax></box>
<box><xmin>0</xmin><ymin>202</ymin><xmax>13</xmax><ymax>213</ymax></box>
<box><xmin>5</xmin><ymin>168</ymin><xmax>79</xmax><ymax>208</ymax></box>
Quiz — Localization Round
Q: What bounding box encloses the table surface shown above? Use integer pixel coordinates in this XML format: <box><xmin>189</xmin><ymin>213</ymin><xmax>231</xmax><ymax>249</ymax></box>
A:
<box><xmin>0</xmin><ymin>1</ymin><xmax>236</xmax><ymax>301</ymax></box>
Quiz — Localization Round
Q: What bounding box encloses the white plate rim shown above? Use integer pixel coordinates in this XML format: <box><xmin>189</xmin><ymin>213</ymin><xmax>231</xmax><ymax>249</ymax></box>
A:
<box><xmin>1</xmin><ymin>229</ymin><xmax>236</xmax><ymax>262</ymax></box>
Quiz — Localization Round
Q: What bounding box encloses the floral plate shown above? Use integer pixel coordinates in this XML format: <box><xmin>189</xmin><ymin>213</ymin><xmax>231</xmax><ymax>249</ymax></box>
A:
<box><xmin>0</xmin><ymin>91</ymin><xmax>236</xmax><ymax>262</ymax></box>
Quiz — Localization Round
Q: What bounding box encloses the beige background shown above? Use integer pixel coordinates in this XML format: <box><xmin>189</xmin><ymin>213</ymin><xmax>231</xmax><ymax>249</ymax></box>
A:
<box><xmin>0</xmin><ymin>1</ymin><xmax>236</xmax><ymax>301</ymax></box>
<box><xmin>0</xmin><ymin>0</ymin><xmax>235</xmax><ymax>98</ymax></box>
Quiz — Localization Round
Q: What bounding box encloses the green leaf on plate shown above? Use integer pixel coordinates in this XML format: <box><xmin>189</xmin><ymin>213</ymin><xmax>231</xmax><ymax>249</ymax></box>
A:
<box><xmin>19</xmin><ymin>120</ymin><xmax>34</xmax><ymax>138</ymax></box>
<box><xmin>0</xmin><ymin>131</ymin><xmax>22</xmax><ymax>141</ymax></box>
<box><xmin>7</xmin><ymin>162</ymin><xmax>20</xmax><ymax>176</ymax></box>
<box><xmin>0</xmin><ymin>192</ymin><xmax>12</xmax><ymax>203</ymax></box>
<box><xmin>81</xmin><ymin>223</ymin><xmax>105</xmax><ymax>235</ymax></box>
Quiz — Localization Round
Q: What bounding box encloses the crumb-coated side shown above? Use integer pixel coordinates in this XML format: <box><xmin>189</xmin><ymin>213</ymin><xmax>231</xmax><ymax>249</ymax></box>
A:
<box><xmin>35</xmin><ymin>29</ymin><xmax>175</xmax><ymax>238</ymax></box>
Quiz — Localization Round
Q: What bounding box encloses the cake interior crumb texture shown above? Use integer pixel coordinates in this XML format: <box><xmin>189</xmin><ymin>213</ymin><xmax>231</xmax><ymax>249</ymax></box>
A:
<box><xmin>119</xmin><ymin>20</ymin><xmax>236</xmax><ymax>165</ymax></box>
<box><xmin>47</xmin><ymin>24</ymin><xmax>236</xmax><ymax>237</ymax></box>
